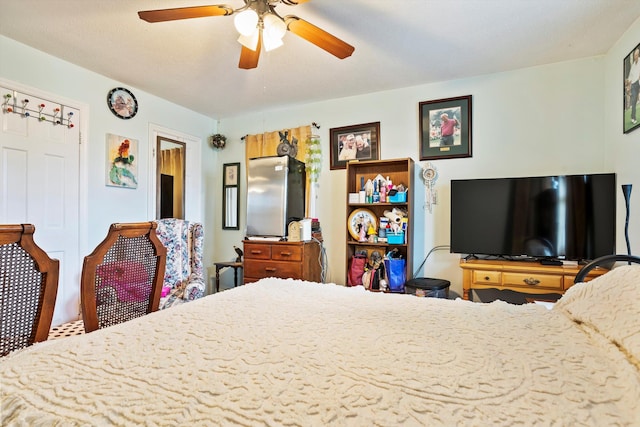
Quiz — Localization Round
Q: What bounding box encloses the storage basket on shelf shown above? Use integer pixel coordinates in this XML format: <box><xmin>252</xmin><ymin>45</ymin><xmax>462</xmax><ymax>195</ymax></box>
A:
<box><xmin>386</xmin><ymin>231</ymin><xmax>405</xmax><ymax>245</ymax></box>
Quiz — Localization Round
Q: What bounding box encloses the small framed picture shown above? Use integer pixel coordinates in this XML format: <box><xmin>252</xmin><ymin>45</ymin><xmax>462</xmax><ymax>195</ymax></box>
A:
<box><xmin>419</xmin><ymin>95</ymin><xmax>472</xmax><ymax>160</ymax></box>
<box><xmin>329</xmin><ymin>122</ymin><xmax>380</xmax><ymax>170</ymax></box>
<box><xmin>222</xmin><ymin>163</ymin><xmax>240</xmax><ymax>230</ymax></box>
<box><xmin>224</xmin><ymin>163</ymin><xmax>238</xmax><ymax>186</ymax></box>
<box><xmin>623</xmin><ymin>42</ymin><xmax>640</xmax><ymax>134</ymax></box>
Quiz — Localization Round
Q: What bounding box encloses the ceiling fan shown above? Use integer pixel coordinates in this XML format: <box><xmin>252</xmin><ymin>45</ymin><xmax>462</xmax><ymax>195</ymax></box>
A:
<box><xmin>138</xmin><ymin>0</ymin><xmax>355</xmax><ymax>70</ymax></box>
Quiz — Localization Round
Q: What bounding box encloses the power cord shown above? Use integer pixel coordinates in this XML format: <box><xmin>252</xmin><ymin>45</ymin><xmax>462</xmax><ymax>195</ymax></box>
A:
<box><xmin>311</xmin><ymin>236</ymin><xmax>328</xmax><ymax>283</ymax></box>
<box><xmin>413</xmin><ymin>245</ymin><xmax>450</xmax><ymax>277</ymax></box>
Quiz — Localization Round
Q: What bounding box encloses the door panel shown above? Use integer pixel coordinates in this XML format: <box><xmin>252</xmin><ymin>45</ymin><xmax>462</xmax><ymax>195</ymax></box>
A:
<box><xmin>0</xmin><ymin>86</ymin><xmax>80</xmax><ymax>325</ymax></box>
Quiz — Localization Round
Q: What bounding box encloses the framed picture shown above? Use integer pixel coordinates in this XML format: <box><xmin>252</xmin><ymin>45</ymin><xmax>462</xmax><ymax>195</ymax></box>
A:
<box><xmin>623</xmin><ymin>42</ymin><xmax>640</xmax><ymax>134</ymax></box>
<box><xmin>419</xmin><ymin>95</ymin><xmax>472</xmax><ymax>160</ymax></box>
<box><xmin>222</xmin><ymin>163</ymin><xmax>240</xmax><ymax>230</ymax></box>
<box><xmin>106</xmin><ymin>133</ymin><xmax>138</xmax><ymax>189</ymax></box>
<box><xmin>329</xmin><ymin>121</ymin><xmax>380</xmax><ymax>170</ymax></box>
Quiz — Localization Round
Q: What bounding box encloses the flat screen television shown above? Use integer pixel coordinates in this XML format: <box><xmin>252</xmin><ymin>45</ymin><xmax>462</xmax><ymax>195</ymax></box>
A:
<box><xmin>450</xmin><ymin>173</ymin><xmax>616</xmax><ymax>262</ymax></box>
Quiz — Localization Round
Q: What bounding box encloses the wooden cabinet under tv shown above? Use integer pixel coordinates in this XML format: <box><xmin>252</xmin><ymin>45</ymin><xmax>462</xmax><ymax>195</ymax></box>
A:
<box><xmin>459</xmin><ymin>259</ymin><xmax>608</xmax><ymax>300</ymax></box>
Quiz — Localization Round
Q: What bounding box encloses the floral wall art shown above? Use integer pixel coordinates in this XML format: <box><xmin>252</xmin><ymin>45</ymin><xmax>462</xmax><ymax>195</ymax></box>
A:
<box><xmin>106</xmin><ymin>133</ymin><xmax>138</xmax><ymax>189</ymax></box>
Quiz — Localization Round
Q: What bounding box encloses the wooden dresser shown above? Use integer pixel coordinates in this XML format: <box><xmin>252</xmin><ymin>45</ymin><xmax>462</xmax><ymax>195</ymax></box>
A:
<box><xmin>459</xmin><ymin>259</ymin><xmax>608</xmax><ymax>300</ymax></box>
<box><xmin>243</xmin><ymin>240</ymin><xmax>322</xmax><ymax>284</ymax></box>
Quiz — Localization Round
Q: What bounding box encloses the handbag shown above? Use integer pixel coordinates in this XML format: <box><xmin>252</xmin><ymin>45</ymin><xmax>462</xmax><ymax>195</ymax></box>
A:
<box><xmin>384</xmin><ymin>258</ymin><xmax>406</xmax><ymax>292</ymax></box>
<box><xmin>348</xmin><ymin>254</ymin><xmax>368</xmax><ymax>286</ymax></box>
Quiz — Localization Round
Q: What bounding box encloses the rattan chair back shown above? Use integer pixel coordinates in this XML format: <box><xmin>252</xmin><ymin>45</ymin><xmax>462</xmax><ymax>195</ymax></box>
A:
<box><xmin>81</xmin><ymin>222</ymin><xmax>166</xmax><ymax>332</ymax></box>
<box><xmin>0</xmin><ymin>224</ymin><xmax>59</xmax><ymax>356</ymax></box>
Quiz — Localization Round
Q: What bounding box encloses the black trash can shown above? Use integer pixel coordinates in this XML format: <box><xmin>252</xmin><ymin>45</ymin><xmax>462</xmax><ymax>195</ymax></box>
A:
<box><xmin>405</xmin><ymin>278</ymin><xmax>450</xmax><ymax>298</ymax></box>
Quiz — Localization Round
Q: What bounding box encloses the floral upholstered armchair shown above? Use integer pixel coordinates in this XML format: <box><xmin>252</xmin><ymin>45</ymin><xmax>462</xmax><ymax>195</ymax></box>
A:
<box><xmin>153</xmin><ymin>219</ymin><xmax>206</xmax><ymax>310</ymax></box>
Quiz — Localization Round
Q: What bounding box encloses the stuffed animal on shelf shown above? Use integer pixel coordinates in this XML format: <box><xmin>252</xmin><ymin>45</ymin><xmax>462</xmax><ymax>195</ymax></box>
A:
<box><xmin>383</xmin><ymin>208</ymin><xmax>406</xmax><ymax>232</ymax></box>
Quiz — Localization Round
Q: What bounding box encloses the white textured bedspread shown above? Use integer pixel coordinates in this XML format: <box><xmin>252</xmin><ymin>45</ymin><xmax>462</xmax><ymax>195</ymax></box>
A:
<box><xmin>2</xmin><ymin>275</ymin><xmax>640</xmax><ymax>426</ymax></box>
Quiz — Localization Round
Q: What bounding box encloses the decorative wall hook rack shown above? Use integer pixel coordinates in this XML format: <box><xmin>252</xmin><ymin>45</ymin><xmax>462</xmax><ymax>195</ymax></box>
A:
<box><xmin>2</xmin><ymin>92</ymin><xmax>75</xmax><ymax>128</ymax></box>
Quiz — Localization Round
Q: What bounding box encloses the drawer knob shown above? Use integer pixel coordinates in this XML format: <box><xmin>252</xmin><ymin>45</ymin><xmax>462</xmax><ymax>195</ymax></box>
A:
<box><xmin>280</xmin><ymin>252</ymin><xmax>292</xmax><ymax>256</ymax></box>
<box><xmin>250</xmin><ymin>250</ymin><xmax>262</xmax><ymax>254</ymax></box>
<box><xmin>523</xmin><ymin>278</ymin><xmax>540</xmax><ymax>286</ymax></box>
<box><xmin>265</xmin><ymin>267</ymin><xmax>277</xmax><ymax>272</ymax></box>
<box><xmin>484</xmin><ymin>276</ymin><xmax>490</xmax><ymax>281</ymax></box>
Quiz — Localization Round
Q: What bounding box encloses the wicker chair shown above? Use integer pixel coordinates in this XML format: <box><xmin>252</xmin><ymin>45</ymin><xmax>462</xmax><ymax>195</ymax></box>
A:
<box><xmin>0</xmin><ymin>224</ymin><xmax>59</xmax><ymax>357</ymax></box>
<box><xmin>81</xmin><ymin>222</ymin><xmax>166</xmax><ymax>332</ymax></box>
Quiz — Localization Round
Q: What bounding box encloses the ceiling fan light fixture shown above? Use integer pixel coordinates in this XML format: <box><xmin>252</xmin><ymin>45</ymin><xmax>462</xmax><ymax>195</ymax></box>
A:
<box><xmin>263</xmin><ymin>13</ymin><xmax>287</xmax><ymax>40</ymax></box>
<box><xmin>263</xmin><ymin>34</ymin><xmax>284</xmax><ymax>52</ymax></box>
<box><xmin>234</xmin><ymin>9</ymin><xmax>259</xmax><ymax>36</ymax></box>
<box><xmin>138</xmin><ymin>2</ymin><xmax>356</xmax><ymax>69</ymax></box>
<box><xmin>238</xmin><ymin>30</ymin><xmax>260</xmax><ymax>51</ymax></box>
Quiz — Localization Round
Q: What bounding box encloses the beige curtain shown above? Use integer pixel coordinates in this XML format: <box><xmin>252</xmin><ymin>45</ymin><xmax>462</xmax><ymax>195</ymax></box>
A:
<box><xmin>160</xmin><ymin>147</ymin><xmax>184</xmax><ymax>219</ymax></box>
<box><xmin>245</xmin><ymin>125</ymin><xmax>312</xmax><ymax>215</ymax></box>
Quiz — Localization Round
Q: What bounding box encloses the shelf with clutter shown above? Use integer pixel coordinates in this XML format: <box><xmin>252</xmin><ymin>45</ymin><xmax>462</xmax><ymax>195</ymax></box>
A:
<box><xmin>344</xmin><ymin>158</ymin><xmax>415</xmax><ymax>292</ymax></box>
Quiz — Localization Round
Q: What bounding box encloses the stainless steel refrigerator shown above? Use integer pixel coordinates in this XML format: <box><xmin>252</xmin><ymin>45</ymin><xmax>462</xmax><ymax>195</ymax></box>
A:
<box><xmin>246</xmin><ymin>155</ymin><xmax>306</xmax><ymax>238</ymax></box>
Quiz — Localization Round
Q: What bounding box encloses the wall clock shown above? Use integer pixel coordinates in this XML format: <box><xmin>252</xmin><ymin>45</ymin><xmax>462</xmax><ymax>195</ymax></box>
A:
<box><xmin>288</xmin><ymin>221</ymin><xmax>301</xmax><ymax>242</ymax></box>
<box><xmin>107</xmin><ymin>87</ymin><xmax>138</xmax><ymax>119</ymax></box>
<box><xmin>347</xmin><ymin>208</ymin><xmax>377</xmax><ymax>241</ymax></box>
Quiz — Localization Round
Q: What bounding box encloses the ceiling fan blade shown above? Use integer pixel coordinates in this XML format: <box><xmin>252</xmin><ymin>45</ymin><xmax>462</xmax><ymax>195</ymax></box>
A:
<box><xmin>239</xmin><ymin>33</ymin><xmax>262</xmax><ymax>69</ymax></box>
<box><xmin>281</xmin><ymin>0</ymin><xmax>312</xmax><ymax>5</ymax></box>
<box><xmin>284</xmin><ymin>16</ymin><xmax>354</xmax><ymax>59</ymax></box>
<box><xmin>138</xmin><ymin>5</ymin><xmax>234</xmax><ymax>23</ymax></box>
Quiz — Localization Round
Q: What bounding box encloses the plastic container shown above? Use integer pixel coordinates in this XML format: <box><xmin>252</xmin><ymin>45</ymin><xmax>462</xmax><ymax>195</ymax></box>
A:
<box><xmin>388</xmin><ymin>191</ymin><xmax>407</xmax><ymax>203</ymax></box>
<box><xmin>404</xmin><ymin>278</ymin><xmax>450</xmax><ymax>298</ymax></box>
<box><xmin>387</xmin><ymin>231</ymin><xmax>404</xmax><ymax>244</ymax></box>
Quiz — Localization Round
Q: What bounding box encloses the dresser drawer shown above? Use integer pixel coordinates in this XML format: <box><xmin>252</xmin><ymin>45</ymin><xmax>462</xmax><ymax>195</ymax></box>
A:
<box><xmin>472</xmin><ymin>270</ymin><xmax>501</xmax><ymax>285</ymax></box>
<box><xmin>244</xmin><ymin>243</ymin><xmax>272</xmax><ymax>260</ymax></box>
<box><xmin>244</xmin><ymin>260</ymin><xmax>303</xmax><ymax>280</ymax></box>
<box><xmin>460</xmin><ymin>259</ymin><xmax>609</xmax><ymax>301</ymax></box>
<box><xmin>503</xmin><ymin>272</ymin><xmax>563</xmax><ymax>290</ymax></box>
<box><xmin>271</xmin><ymin>244</ymin><xmax>303</xmax><ymax>262</ymax></box>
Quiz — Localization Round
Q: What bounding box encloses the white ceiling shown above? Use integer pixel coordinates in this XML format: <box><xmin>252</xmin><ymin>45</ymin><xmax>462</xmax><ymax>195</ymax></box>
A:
<box><xmin>1</xmin><ymin>1</ymin><xmax>639</xmax><ymax>120</ymax></box>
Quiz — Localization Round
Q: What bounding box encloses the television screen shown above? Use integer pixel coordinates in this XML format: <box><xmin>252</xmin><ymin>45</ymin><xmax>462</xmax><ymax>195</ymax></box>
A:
<box><xmin>450</xmin><ymin>173</ymin><xmax>616</xmax><ymax>261</ymax></box>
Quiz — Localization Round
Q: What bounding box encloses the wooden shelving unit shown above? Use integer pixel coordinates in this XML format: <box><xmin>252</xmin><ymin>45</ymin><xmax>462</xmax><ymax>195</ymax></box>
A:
<box><xmin>345</xmin><ymin>158</ymin><xmax>415</xmax><ymax>287</ymax></box>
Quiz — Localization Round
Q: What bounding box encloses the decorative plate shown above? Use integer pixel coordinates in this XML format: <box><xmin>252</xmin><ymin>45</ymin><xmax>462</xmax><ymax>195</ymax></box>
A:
<box><xmin>107</xmin><ymin>87</ymin><xmax>138</xmax><ymax>119</ymax></box>
<box><xmin>347</xmin><ymin>208</ymin><xmax>378</xmax><ymax>240</ymax></box>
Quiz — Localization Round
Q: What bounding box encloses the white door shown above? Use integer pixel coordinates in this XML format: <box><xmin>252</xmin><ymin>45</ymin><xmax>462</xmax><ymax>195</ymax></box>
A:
<box><xmin>0</xmin><ymin>85</ymin><xmax>81</xmax><ymax>325</ymax></box>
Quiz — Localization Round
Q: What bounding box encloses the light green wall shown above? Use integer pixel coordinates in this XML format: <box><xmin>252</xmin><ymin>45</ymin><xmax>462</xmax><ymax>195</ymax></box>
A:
<box><xmin>217</xmin><ymin>28</ymin><xmax>640</xmax><ymax>295</ymax></box>
<box><xmin>0</xmin><ymin>35</ymin><xmax>218</xmax><ymax>285</ymax></box>
<box><xmin>604</xmin><ymin>16</ymin><xmax>640</xmax><ymax>260</ymax></box>
<box><xmin>3</xmin><ymin>14</ymin><xmax>639</xmax><ymax>297</ymax></box>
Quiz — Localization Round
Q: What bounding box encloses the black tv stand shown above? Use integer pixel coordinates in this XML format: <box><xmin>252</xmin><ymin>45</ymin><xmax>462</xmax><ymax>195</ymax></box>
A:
<box><xmin>539</xmin><ymin>259</ymin><xmax>563</xmax><ymax>266</ymax></box>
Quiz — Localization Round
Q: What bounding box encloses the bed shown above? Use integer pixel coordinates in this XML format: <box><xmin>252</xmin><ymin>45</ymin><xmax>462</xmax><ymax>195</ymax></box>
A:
<box><xmin>2</xmin><ymin>257</ymin><xmax>639</xmax><ymax>426</ymax></box>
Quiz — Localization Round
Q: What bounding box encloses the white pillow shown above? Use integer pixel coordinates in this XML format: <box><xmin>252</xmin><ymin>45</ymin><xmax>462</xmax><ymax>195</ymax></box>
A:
<box><xmin>554</xmin><ymin>265</ymin><xmax>640</xmax><ymax>365</ymax></box>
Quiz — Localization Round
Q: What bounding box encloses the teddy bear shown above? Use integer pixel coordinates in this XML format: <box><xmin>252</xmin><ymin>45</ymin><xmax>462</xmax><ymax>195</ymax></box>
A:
<box><xmin>383</xmin><ymin>208</ymin><xmax>406</xmax><ymax>233</ymax></box>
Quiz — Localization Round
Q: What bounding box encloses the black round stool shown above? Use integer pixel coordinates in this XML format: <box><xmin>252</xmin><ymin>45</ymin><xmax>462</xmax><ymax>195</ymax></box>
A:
<box><xmin>405</xmin><ymin>278</ymin><xmax>450</xmax><ymax>298</ymax></box>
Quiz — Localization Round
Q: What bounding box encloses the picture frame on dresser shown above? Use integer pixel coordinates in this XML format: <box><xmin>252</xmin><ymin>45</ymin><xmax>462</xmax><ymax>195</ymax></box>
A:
<box><xmin>329</xmin><ymin>122</ymin><xmax>380</xmax><ymax>170</ymax></box>
<box><xmin>623</xmin><ymin>42</ymin><xmax>640</xmax><ymax>134</ymax></box>
<box><xmin>419</xmin><ymin>95</ymin><xmax>472</xmax><ymax>160</ymax></box>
